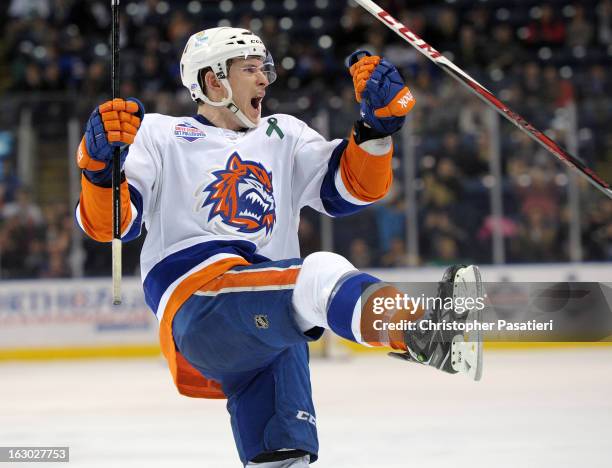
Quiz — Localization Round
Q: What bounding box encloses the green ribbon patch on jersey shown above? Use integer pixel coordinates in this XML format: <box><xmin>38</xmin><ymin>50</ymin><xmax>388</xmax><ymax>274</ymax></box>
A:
<box><xmin>266</xmin><ymin>118</ymin><xmax>284</xmax><ymax>139</ymax></box>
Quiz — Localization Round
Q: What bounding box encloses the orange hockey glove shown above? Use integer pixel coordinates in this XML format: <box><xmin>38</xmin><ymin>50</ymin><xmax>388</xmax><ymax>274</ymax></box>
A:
<box><xmin>347</xmin><ymin>50</ymin><xmax>415</xmax><ymax>135</ymax></box>
<box><xmin>77</xmin><ymin>97</ymin><xmax>144</xmax><ymax>185</ymax></box>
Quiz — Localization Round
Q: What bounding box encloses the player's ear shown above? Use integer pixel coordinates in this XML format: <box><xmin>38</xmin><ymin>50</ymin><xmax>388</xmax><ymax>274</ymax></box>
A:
<box><xmin>202</xmin><ymin>69</ymin><xmax>222</xmax><ymax>96</ymax></box>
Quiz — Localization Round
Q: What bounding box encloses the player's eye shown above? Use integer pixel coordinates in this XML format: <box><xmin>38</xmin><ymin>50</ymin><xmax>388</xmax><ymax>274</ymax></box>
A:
<box><xmin>239</xmin><ymin>63</ymin><xmax>277</xmax><ymax>84</ymax></box>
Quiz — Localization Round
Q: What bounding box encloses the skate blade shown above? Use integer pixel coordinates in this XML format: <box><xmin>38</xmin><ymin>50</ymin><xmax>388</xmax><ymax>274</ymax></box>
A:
<box><xmin>451</xmin><ymin>328</ymin><xmax>483</xmax><ymax>381</ymax></box>
<box><xmin>451</xmin><ymin>265</ymin><xmax>484</xmax><ymax>381</ymax></box>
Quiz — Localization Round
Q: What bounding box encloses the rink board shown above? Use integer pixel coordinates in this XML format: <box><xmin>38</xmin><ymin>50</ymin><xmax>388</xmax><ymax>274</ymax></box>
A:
<box><xmin>0</xmin><ymin>277</ymin><xmax>159</xmax><ymax>359</ymax></box>
<box><xmin>0</xmin><ymin>263</ymin><xmax>610</xmax><ymax>360</ymax></box>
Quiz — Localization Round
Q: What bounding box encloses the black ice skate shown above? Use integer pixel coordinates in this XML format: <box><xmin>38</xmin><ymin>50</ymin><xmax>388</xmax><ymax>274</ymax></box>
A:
<box><xmin>390</xmin><ymin>265</ymin><xmax>484</xmax><ymax>381</ymax></box>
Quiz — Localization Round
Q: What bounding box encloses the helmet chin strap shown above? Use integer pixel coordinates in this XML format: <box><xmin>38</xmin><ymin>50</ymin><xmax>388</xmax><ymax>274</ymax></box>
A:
<box><xmin>200</xmin><ymin>79</ymin><xmax>258</xmax><ymax>129</ymax></box>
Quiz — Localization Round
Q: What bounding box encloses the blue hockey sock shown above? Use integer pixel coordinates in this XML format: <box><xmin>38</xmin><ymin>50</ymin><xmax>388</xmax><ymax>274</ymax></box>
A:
<box><xmin>326</xmin><ymin>273</ymin><xmax>381</xmax><ymax>344</ymax></box>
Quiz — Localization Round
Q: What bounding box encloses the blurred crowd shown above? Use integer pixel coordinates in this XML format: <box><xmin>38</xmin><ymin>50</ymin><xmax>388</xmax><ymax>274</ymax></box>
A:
<box><xmin>0</xmin><ymin>185</ymin><xmax>74</xmax><ymax>278</ymax></box>
<box><xmin>0</xmin><ymin>0</ymin><xmax>611</xmax><ymax>278</ymax></box>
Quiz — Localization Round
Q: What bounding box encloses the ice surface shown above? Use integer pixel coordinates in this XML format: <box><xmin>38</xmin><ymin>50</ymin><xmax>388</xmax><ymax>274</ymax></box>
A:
<box><xmin>1</xmin><ymin>348</ymin><xmax>611</xmax><ymax>467</ymax></box>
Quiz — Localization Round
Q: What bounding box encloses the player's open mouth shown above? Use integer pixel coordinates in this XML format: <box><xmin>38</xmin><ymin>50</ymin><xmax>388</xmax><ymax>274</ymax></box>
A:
<box><xmin>250</xmin><ymin>97</ymin><xmax>262</xmax><ymax>111</ymax></box>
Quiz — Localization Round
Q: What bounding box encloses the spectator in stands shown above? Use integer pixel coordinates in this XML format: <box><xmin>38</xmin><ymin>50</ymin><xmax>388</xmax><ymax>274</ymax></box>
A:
<box><xmin>2</xmin><ymin>186</ymin><xmax>43</xmax><ymax>226</ymax></box>
<box><xmin>567</xmin><ymin>4</ymin><xmax>594</xmax><ymax>48</ymax></box>
<box><xmin>581</xmin><ymin>64</ymin><xmax>609</xmax><ymax>99</ymax></box>
<box><xmin>427</xmin><ymin>235</ymin><xmax>466</xmax><ymax>266</ymax></box>
<box><xmin>511</xmin><ymin>205</ymin><xmax>560</xmax><ymax>262</ymax></box>
<box><xmin>458</xmin><ymin>100</ymin><xmax>486</xmax><ymax>138</ymax></box>
<box><xmin>583</xmin><ymin>199</ymin><xmax>612</xmax><ymax>260</ymax></box>
<box><xmin>42</xmin><ymin>206</ymin><xmax>72</xmax><ymax>278</ymax></box>
<box><xmin>82</xmin><ymin>60</ymin><xmax>109</xmax><ymax>98</ymax></box>
<box><xmin>0</xmin><ymin>160</ymin><xmax>19</xmax><ymax>201</ymax></box>
<box><xmin>0</xmin><ymin>214</ymin><xmax>26</xmax><ymax>277</ymax></box>
<box><xmin>334</xmin><ymin>5</ymin><xmax>368</xmax><ymax>58</ymax></box>
<box><xmin>520</xmin><ymin>61</ymin><xmax>544</xmax><ymax>102</ymax></box>
<box><xmin>166</xmin><ymin>10</ymin><xmax>193</xmax><ymax>51</ymax></box>
<box><xmin>428</xmin><ymin>7</ymin><xmax>459</xmax><ymax>53</ymax></box>
<box><xmin>516</xmin><ymin>165</ymin><xmax>560</xmax><ymax>220</ymax></box>
<box><xmin>420</xmin><ymin>210</ymin><xmax>467</xmax><ymax>262</ymax></box>
<box><xmin>23</xmin><ymin>237</ymin><xmax>46</xmax><ymax>277</ymax></box>
<box><xmin>348</xmin><ymin>238</ymin><xmax>373</xmax><ymax>269</ymax></box>
<box><xmin>457</xmin><ymin>25</ymin><xmax>484</xmax><ymax>70</ymax></box>
<box><xmin>597</xmin><ymin>0</ymin><xmax>611</xmax><ymax>45</ymax></box>
<box><xmin>329</xmin><ymin>87</ymin><xmax>359</xmax><ymax>139</ymax></box>
<box><xmin>525</xmin><ymin>3</ymin><xmax>566</xmax><ymax>47</ymax></box>
<box><xmin>42</xmin><ymin>62</ymin><xmax>65</xmax><ymax>92</ymax></box>
<box><xmin>380</xmin><ymin>238</ymin><xmax>410</xmax><ymax>268</ymax></box>
<box><xmin>15</xmin><ymin>62</ymin><xmax>43</xmax><ymax>92</ymax></box>
<box><xmin>8</xmin><ymin>0</ymin><xmax>50</xmax><ymax>19</ymax></box>
<box><xmin>0</xmin><ymin>184</ymin><xmax>6</xmax><ymax>220</ymax></box>
<box><xmin>139</xmin><ymin>53</ymin><xmax>171</xmax><ymax>100</ymax></box>
<box><xmin>382</xmin><ymin>9</ymin><xmax>424</xmax><ymax>72</ymax></box>
<box><xmin>542</xmin><ymin>65</ymin><xmax>575</xmax><ymax>108</ymax></box>
<box><xmin>435</xmin><ymin>134</ymin><xmax>484</xmax><ymax>179</ymax></box>
<box><xmin>466</xmin><ymin>6</ymin><xmax>491</xmax><ymax>37</ymax></box>
<box><xmin>485</xmin><ymin>23</ymin><xmax>525</xmax><ymax>72</ymax></box>
<box><xmin>0</xmin><ymin>204</ymin><xmax>45</xmax><ymax>278</ymax></box>
<box><xmin>374</xmin><ymin>188</ymin><xmax>406</xmax><ymax>254</ymax></box>
<box><xmin>477</xmin><ymin>215</ymin><xmax>519</xmax><ymax>245</ymax></box>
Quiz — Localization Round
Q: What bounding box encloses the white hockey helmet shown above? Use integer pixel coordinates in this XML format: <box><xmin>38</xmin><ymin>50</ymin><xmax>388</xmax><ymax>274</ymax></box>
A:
<box><xmin>180</xmin><ymin>27</ymin><xmax>276</xmax><ymax>128</ymax></box>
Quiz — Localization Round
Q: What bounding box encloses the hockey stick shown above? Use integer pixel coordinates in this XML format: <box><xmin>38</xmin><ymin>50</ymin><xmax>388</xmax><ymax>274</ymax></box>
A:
<box><xmin>354</xmin><ymin>0</ymin><xmax>612</xmax><ymax>200</ymax></box>
<box><xmin>111</xmin><ymin>0</ymin><xmax>122</xmax><ymax>304</ymax></box>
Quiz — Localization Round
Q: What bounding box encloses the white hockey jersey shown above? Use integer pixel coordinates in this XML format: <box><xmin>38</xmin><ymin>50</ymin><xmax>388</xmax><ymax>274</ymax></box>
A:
<box><xmin>78</xmin><ymin>113</ymin><xmax>393</xmax><ymax>318</ymax></box>
<box><xmin>76</xmin><ymin>112</ymin><xmax>392</xmax><ymax>397</ymax></box>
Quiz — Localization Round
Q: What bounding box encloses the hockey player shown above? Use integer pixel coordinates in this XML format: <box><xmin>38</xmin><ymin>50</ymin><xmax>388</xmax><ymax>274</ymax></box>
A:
<box><xmin>75</xmin><ymin>27</ymin><xmax>483</xmax><ymax>467</ymax></box>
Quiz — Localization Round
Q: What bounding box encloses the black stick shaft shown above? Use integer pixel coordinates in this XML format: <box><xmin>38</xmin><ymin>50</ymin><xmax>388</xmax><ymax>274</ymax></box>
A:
<box><xmin>111</xmin><ymin>0</ymin><xmax>120</xmax><ymax>239</ymax></box>
<box><xmin>111</xmin><ymin>0</ymin><xmax>122</xmax><ymax>304</ymax></box>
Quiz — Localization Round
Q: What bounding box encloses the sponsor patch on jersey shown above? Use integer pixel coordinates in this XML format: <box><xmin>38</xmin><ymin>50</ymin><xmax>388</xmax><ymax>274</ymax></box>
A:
<box><xmin>175</xmin><ymin>122</ymin><xmax>206</xmax><ymax>142</ymax></box>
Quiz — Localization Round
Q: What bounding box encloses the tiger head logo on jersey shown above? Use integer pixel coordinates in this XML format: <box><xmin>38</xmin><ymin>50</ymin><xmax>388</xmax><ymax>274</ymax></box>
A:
<box><xmin>202</xmin><ymin>153</ymin><xmax>276</xmax><ymax>235</ymax></box>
